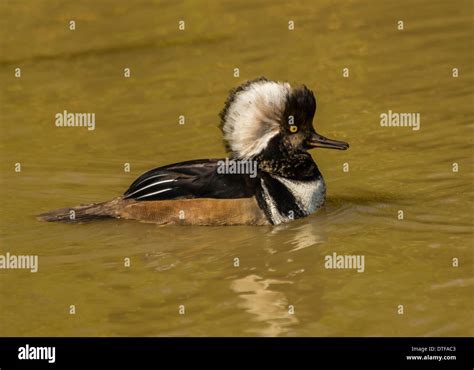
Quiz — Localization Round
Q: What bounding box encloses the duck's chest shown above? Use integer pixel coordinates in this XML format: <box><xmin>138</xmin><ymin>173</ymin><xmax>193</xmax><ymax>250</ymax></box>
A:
<box><xmin>257</xmin><ymin>174</ymin><xmax>326</xmax><ymax>225</ymax></box>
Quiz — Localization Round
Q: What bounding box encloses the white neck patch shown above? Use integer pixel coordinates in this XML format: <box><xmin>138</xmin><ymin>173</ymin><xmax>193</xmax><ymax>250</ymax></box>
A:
<box><xmin>263</xmin><ymin>175</ymin><xmax>326</xmax><ymax>225</ymax></box>
<box><xmin>260</xmin><ymin>175</ymin><xmax>326</xmax><ymax>225</ymax></box>
<box><xmin>221</xmin><ymin>80</ymin><xmax>291</xmax><ymax>160</ymax></box>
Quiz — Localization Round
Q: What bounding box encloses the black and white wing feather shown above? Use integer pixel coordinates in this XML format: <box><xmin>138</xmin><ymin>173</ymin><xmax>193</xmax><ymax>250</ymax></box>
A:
<box><xmin>124</xmin><ymin>159</ymin><xmax>257</xmax><ymax>201</ymax></box>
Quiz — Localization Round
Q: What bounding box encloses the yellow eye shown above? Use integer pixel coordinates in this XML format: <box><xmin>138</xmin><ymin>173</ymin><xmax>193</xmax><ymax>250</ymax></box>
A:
<box><xmin>289</xmin><ymin>125</ymin><xmax>298</xmax><ymax>133</ymax></box>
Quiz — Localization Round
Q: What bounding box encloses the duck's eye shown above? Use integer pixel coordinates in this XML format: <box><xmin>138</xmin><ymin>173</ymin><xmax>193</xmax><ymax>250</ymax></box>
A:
<box><xmin>287</xmin><ymin>115</ymin><xmax>298</xmax><ymax>133</ymax></box>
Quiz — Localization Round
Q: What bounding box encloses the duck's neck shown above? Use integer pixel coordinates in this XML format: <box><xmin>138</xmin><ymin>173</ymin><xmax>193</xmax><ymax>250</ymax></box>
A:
<box><xmin>256</xmin><ymin>152</ymin><xmax>322</xmax><ymax>181</ymax></box>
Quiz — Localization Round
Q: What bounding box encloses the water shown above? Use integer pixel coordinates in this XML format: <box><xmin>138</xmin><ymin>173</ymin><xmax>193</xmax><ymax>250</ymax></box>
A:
<box><xmin>0</xmin><ymin>0</ymin><xmax>473</xmax><ymax>336</ymax></box>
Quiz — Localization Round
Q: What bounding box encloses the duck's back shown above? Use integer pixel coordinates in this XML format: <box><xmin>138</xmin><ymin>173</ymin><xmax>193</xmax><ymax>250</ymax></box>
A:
<box><xmin>124</xmin><ymin>159</ymin><xmax>258</xmax><ymax>201</ymax></box>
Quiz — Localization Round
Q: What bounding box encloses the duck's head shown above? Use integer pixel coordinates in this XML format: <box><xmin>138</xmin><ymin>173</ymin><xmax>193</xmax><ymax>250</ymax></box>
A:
<box><xmin>219</xmin><ymin>77</ymin><xmax>349</xmax><ymax>160</ymax></box>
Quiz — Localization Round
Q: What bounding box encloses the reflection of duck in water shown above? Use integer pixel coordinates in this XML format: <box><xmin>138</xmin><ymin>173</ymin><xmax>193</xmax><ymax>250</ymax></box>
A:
<box><xmin>40</xmin><ymin>77</ymin><xmax>348</xmax><ymax>225</ymax></box>
<box><xmin>272</xmin><ymin>222</ymin><xmax>327</xmax><ymax>252</ymax></box>
<box><xmin>231</xmin><ymin>274</ymin><xmax>298</xmax><ymax>336</ymax></box>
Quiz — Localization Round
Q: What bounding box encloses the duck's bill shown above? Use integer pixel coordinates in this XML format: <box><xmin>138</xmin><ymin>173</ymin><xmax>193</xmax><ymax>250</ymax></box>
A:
<box><xmin>307</xmin><ymin>132</ymin><xmax>349</xmax><ymax>150</ymax></box>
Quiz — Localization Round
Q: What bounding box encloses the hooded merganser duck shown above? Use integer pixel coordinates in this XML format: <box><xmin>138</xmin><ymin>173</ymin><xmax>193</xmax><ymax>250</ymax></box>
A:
<box><xmin>39</xmin><ymin>77</ymin><xmax>349</xmax><ymax>226</ymax></box>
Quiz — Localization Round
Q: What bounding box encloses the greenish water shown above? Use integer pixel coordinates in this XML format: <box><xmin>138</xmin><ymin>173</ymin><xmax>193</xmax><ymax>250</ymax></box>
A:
<box><xmin>0</xmin><ymin>0</ymin><xmax>473</xmax><ymax>336</ymax></box>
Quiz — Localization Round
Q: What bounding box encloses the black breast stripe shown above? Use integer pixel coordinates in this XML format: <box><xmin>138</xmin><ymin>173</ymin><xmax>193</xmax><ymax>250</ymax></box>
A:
<box><xmin>255</xmin><ymin>173</ymin><xmax>306</xmax><ymax>223</ymax></box>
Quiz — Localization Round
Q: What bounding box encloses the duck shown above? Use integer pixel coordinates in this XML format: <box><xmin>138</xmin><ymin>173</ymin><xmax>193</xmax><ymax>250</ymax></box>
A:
<box><xmin>39</xmin><ymin>77</ymin><xmax>349</xmax><ymax>226</ymax></box>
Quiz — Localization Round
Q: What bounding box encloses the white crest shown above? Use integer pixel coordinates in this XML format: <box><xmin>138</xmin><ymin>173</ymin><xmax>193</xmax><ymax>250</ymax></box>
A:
<box><xmin>220</xmin><ymin>79</ymin><xmax>291</xmax><ymax>159</ymax></box>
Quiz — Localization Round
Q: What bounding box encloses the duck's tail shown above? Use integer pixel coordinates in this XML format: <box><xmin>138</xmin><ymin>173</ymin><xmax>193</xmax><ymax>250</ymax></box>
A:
<box><xmin>38</xmin><ymin>198</ymin><xmax>122</xmax><ymax>222</ymax></box>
